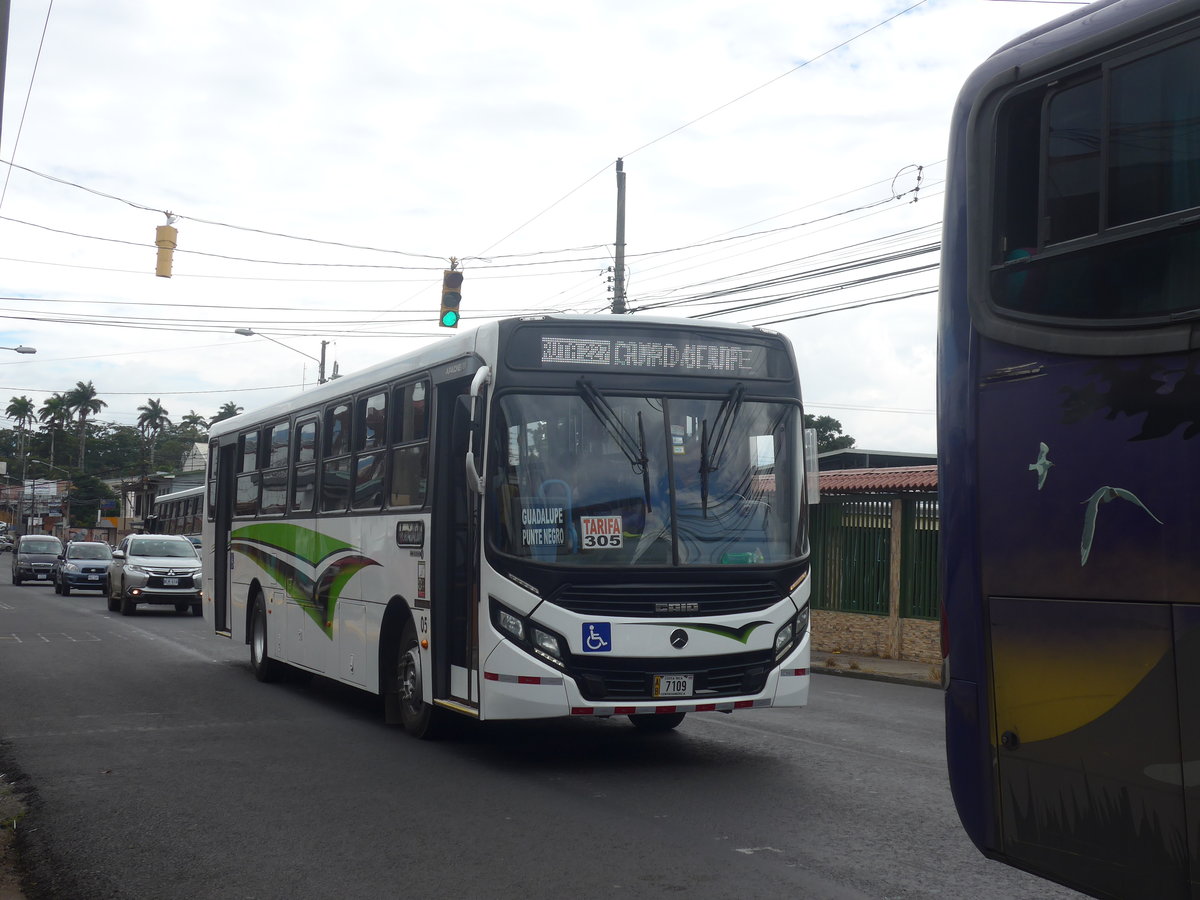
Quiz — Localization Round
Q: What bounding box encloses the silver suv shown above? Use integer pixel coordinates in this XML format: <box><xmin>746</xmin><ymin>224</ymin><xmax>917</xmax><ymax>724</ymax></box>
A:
<box><xmin>108</xmin><ymin>534</ymin><xmax>202</xmax><ymax>616</ymax></box>
<box><xmin>12</xmin><ymin>535</ymin><xmax>64</xmax><ymax>585</ymax></box>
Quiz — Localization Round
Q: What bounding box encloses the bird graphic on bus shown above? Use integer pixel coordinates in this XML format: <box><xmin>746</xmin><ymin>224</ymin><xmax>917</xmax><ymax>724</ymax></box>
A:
<box><xmin>1028</xmin><ymin>442</ymin><xmax>1054</xmax><ymax>490</ymax></box>
<box><xmin>1079</xmin><ymin>485</ymin><xmax>1163</xmax><ymax>566</ymax></box>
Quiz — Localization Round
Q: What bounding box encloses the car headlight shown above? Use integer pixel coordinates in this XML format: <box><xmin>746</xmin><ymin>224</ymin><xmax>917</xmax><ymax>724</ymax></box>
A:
<box><xmin>128</xmin><ymin>565</ymin><xmax>150</xmax><ymax>575</ymax></box>
<box><xmin>64</xmin><ymin>563</ymin><xmax>79</xmax><ymax>573</ymax></box>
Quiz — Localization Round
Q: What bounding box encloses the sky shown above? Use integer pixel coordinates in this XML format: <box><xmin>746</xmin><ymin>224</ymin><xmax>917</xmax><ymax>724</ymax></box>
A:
<box><xmin>0</xmin><ymin>0</ymin><xmax>1086</xmax><ymax>456</ymax></box>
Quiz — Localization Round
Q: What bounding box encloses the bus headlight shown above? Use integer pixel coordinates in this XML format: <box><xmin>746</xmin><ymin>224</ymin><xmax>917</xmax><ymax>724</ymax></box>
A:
<box><xmin>490</xmin><ymin>598</ymin><xmax>567</xmax><ymax>670</ymax></box>
<box><xmin>774</xmin><ymin>604</ymin><xmax>810</xmax><ymax>660</ymax></box>
<box><xmin>531</xmin><ymin>626</ymin><xmax>563</xmax><ymax>661</ymax></box>
<box><xmin>497</xmin><ymin>608</ymin><xmax>525</xmax><ymax>641</ymax></box>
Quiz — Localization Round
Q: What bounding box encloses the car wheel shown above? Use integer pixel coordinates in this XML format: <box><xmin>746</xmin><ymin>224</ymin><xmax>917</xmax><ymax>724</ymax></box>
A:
<box><xmin>629</xmin><ymin>712</ymin><xmax>686</xmax><ymax>733</ymax></box>
<box><xmin>106</xmin><ymin>581</ymin><xmax>118</xmax><ymax>612</ymax></box>
<box><xmin>12</xmin><ymin>573</ymin><xmax>21</xmax><ymax>586</ymax></box>
<box><xmin>174</xmin><ymin>603</ymin><xmax>189</xmax><ymax>614</ymax></box>
<box><xmin>120</xmin><ymin>590</ymin><xmax>136</xmax><ymax>616</ymax></box>
<box><xmin>191</xmin><ymin>604</ymin><xmax>202</xmax><ymax>617</ymax></box>
<box><xmin>249</xmin><ymin>593</ymin><xmax>283</xmax><ymax>683</ymax></box>
<box><xmin>60</xmin><ymin>581</ymin><xmax>70</xmax><ymax>597</ymax></box>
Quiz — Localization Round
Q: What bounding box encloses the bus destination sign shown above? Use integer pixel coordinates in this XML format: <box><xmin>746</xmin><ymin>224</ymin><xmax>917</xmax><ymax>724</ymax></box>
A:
<box><xmin>520</xmin><ymin>329</ymin><xmax>777</xmax><ymax>378</ymax></box>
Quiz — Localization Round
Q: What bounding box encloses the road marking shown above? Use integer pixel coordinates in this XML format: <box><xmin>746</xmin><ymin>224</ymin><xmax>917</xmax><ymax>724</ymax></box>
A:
<box><xmin>0</xmin><ymin>633</ymin><xmax>21</xmax><ymax>642</ymax></box>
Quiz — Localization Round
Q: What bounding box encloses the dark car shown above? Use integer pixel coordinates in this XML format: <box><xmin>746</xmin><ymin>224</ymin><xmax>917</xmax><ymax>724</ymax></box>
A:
<box><xmin>12</xmin><ymin>535</ymin><xmax>64</xmax><ymax>585</ymax></box>
<box><xmin>52</xmin><ymin>541</ymin><xmax>113</xmax><ymax>595</ymax></box>
<box><xmin>108</xmin><ymin>534</ymin><xmax>202</xmax><ymax>616</ymax></box>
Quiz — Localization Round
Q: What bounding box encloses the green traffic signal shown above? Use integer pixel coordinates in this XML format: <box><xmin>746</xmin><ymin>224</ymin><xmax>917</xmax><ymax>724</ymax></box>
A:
<box><xmin>439</xmin><ymin>269</ymin><xmax>464</xmax><ymax>328</ymax></box>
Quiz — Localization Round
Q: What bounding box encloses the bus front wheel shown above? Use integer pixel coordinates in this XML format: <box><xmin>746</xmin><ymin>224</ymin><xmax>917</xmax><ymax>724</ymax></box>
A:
<box><xmin>397</xmin><ymin>623</ymin><xmax>442</xmax><ymax>739</ymax></box>
<box><xmin>250</xmin><ymin>594</ymin><xmax>283</xmax><ymax>683</ymax></box>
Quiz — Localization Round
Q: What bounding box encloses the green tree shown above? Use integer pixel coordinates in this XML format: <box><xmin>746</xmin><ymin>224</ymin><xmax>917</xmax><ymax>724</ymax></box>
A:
<box><xmin>65</xmin><ymin>471</ymin><xmax>117</xmax><ymax>528</ymax></box>
<box><xmin>37</xmin><ymin>393</ymin><xmax>72</xmax><ymax>469</ymax></box>
<box><xmin>6</xmin><ymin>395</ymin><xmax>36</xmax><ymax>477</ymax></box>
<box><xmin>136</xmin><ymin>398</ymin><xmax>172</xmax><ymax>468</ymax></box>
<box><xmin>804</xmin><ymin>414</ymin><xmax>855</xmax><ymax>453</ymax></box>
<box><xmin>180</xmin><ymin>410</ymin><xmax>209</xmax><ymax>437</ymax></box>
<box><xmin>66</xmin><ymin>380</ymin><xmax>107</xmax><ymax>472</ymax></box>
<box><xmin>210</xmin><ymin>401</ymin><xmax>243</xmax><ymax>426</ymax></box>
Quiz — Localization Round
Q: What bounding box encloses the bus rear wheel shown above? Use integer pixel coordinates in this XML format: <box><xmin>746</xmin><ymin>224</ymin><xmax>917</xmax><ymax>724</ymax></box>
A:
<box><xmin>629</xmin><ymin>712</ymin><xmax>686</xmax><ymax>732</ymax></box>
<box><xmin>250</xmin><ymin>593</ymin><xmax>283</xmax><ymax>683</ymax></box>
<box><xmin>396</xmin><ymin>623</ymin><xmax>442</xmax><ymax>739</ymax></box>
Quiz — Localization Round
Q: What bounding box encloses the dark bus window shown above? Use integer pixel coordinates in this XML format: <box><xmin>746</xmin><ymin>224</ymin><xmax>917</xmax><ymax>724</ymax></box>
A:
<box><xmin>352</xmin><ymin>453</ymin><xmax>386</xmax><ymax>510</ymax></box>
<box><xmin>325</xmin><ymin>403</ymin><xmax>351</xmax><ymax>458</ymax></box>
<box><xmin>321</xmin><ymin>458</ymin><xmax>351</xmax><ymax>512</ymax></box>
<box><xmin>239</xmin><ymin>431</ymin><xmax>259</xmax><ymax>473</ymax></box>
<box><xmin>235</xmin><ymin>473</ymin><xmax>258</xmax><ymax>517</ymax></box>
<box><xmin>292</xmin><ymin>464</ymin><xmax>316</xmax><ymax>513</ymax></box>
<box><xmin>1045</xmin><ymin>78</ymin><xmax>1101</xmax><ymax>245</ymax></box>
<box><xmin>295</xmin><ymin>418</ymin><xmax>318</xmax><ymax>464</ymax></box>
<box><xmin>260</xmin><ymin>467</ymin><xmax>288</xmax><ymax>515</ymax></box>
<box><xmin>266</xmin><ymin>421</ymin><xmax>290</xmax><ymax>469</ymax></box>
<box><xmin>1109</xmin><ymin>37</ymin><xmax>1200</xmax><ymax>227</ymax></box>
<box><xmin>358</xmin><ymin>392</ymin><xmax>387</xmax><ymax>451</ymax></box>
<box><xmin>392</xmin><ymin>380</ymin><xmax>429</xmax><ymax>444</ymax></box>
<box><xmin>390</xmin><ymin>445</ymin><xmax>428</xmax><ymax>507</ymax></box>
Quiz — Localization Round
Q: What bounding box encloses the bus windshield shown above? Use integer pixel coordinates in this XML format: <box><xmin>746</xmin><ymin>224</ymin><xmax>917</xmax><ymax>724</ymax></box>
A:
<box><xmin>489</xmin><ymin>390</ymin><xmax>802</xmax><ymax>567</ymax></box>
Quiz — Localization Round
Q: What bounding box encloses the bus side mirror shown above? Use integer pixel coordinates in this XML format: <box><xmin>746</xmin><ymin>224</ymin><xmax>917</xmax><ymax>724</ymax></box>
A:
<box><xmin>804</xmin><ymin>427</ymin><xmax>820</xmax><ymax>505</ymax></box>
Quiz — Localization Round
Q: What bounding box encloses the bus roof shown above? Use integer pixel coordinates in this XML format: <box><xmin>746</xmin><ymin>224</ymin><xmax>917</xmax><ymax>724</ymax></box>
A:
<box><xmin>208</xmin><ymin>314</ymin><xmax>779</xmax><ymax>440</ymax></box>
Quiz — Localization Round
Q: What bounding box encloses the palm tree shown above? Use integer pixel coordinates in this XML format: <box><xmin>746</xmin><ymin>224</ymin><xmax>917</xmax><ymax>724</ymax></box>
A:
<box><xmin>180</xmin><ymin>410</ymin><xmax>209</xmax><ymax>434</ymax></box>
<box><xmin>37</xmin><ymin>393</ymin><xmax>72</xmax><ymax>469</ymax></box>
<box><xmin>136</xmin><ymin>398</ymin><xmax>172</xmax><ymax>467</ymax></box>
<box><xmin>65</xmin><ymin>380</ymin><xmax>107</xmax><ymax>472</ymax></box>
<box><xmin>210</xmin><ymin>401</ymin><xmax>243</xmax><ymax>426</ymax></box>
<box><xmin>6</xmin><ymin>395</ymin><xmax>36</xmax><ymax>473</ymax></box>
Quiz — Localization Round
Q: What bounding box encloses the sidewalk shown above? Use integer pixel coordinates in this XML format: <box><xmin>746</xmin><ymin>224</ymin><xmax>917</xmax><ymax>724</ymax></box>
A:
<box><xmin>810</xmin><ymin>650</ymin><xmax>942</xmax><ymax>689</ymax></box>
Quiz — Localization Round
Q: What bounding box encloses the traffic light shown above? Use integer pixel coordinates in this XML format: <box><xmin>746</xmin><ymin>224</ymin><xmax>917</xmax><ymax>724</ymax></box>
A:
<box><xmin>155</xmin><ymin>223</ymin><xmax>178</xmax><ymax>278</ymax></box>
<box><xmin>439</xmin><ymin>269</ymin><xmax>463</xmax><ymax>328</ymax></box>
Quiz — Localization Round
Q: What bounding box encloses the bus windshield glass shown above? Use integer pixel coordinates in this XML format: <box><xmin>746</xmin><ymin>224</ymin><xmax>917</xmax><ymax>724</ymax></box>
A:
<box><xmin>489</xmin><ymin>391</ymin><xmax>801</xmax><ymax>567</ymax></box>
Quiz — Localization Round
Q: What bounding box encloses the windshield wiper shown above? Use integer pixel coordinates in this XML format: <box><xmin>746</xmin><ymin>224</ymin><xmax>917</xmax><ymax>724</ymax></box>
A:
<box><xmin>700</xmin><ymin>383</ymin><xmax>745</xmax><ymax>517</ymax></box>
<box><xmin>577</xmin><ymin>378</ymin><xmax>653</xmax><ymax>511</ymax></box>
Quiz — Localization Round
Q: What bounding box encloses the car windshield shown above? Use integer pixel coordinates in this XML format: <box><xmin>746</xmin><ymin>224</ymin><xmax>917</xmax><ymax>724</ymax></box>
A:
<box><xmin>68</xmin><ymin>544</ymin><xmax>112</xmax><ymax>560</ymax></box>
<box><xmin>488</xmin><ymin>391</ymin><xmax>803</xmax><ymax>567</ymax></box>
<box><xmin>128</xmin><ymin>539</ymin><xmax>197</xmax><ymax>559</ymax></box>
<box><xmin>22</xmin><ymin>540</ymin><xmax>61</xmax><ymax>554</ymax></box>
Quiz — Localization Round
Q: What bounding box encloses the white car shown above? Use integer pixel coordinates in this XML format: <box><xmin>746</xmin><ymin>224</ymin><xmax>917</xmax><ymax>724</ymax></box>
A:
<box><xmin>108</xmin><ymin>534</ymin><xmax>202</xmax><ymax>616</ymax></box>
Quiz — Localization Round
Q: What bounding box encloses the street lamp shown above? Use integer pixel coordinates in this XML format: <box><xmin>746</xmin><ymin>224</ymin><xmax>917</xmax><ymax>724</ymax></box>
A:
<box><xmin>0</xmin><ymin>346</ymin><xmax>36</xmax><ymax>354</ymax></box>
<box><xmin>234</xmin><ymin>328</ymin><xmax>327</xmax><ymax>384</ymax></box>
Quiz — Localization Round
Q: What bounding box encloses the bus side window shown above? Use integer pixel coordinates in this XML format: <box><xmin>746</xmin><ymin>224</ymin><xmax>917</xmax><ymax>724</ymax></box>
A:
<box><xmin>235</xmin><ymin>430</ymin><xmax>259</xmax><ymax>517</ymax></box>
<box><xmin>321</xmin><ymin>402</ymin><xmax>352</xmax><ymax>512</ymax></box>
<box><xmin>291</xmin><ymin>417</ymin><xmax>318</xmax><ymax>513</ymax></box>
<box><xmin>388</xmin><ymin>380</ymin><xmax>429</xmax><ymax>507</ymax></box>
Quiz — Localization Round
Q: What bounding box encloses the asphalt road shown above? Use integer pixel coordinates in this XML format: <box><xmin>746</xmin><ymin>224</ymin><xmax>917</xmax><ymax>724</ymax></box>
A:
<box><xmin>0</xmin><ymin>576</ymin><xmax>1081</xmax><ymax>900</ymax></box>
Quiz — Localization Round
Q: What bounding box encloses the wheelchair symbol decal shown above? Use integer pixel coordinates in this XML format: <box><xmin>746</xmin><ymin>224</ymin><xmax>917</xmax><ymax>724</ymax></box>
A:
<box><xmin>583</xmin><ymin>622</ymin><xmax>612</xmax><ymax>653</ymax></box>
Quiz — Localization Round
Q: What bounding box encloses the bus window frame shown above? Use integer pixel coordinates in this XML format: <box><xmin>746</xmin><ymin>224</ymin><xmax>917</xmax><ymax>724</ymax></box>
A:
<box><xmin>966</xmin><ymin>17</ymin><xmax>1200</xmax><ymax>356</ymax></box>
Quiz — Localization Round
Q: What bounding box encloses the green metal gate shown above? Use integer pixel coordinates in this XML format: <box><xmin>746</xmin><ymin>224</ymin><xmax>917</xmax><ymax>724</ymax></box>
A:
<box><xmin>809</xmin><ymin>496</ymin><xmax>890</xmax><ymax>615</ymax></box>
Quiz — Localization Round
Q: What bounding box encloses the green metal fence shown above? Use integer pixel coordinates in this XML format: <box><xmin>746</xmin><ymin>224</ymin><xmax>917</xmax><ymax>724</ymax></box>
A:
<box><xmin>900</xmin><ymin>496</ymin><xmax>940</xmax><ymax>620</ymax></box>
<box><xmin>809</xmin><ymin>496</ymin><xmax>891</xmax><ymax>615</ymax></box>
<box><xmin>809</xmin><ymin>493</ymin><xmax>940</xmax><ymax>620</ymax></box>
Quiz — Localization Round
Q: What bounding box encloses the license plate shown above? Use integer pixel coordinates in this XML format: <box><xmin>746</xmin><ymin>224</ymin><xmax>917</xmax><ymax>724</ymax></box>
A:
<box><xmin>653</xmin><ymin>674</ymin><xmax>693</xmax><ymax>698</ymax></box>
<box><xmin>36</xmin><ymin>573</ymin><xmax>46</xmax><ymax>580</ymax></box>
<box><xmin>88</xmin><ymin>575</ymin><xmax>99</xmax><ymax>581</ymax></box>
<box><xmin>163</xmin><ymin>577</ymin><xmax>179</xmax><ymax>586</ymax></box>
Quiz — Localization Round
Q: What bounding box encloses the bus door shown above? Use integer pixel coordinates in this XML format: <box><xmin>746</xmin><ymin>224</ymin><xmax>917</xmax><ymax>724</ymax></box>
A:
<box><xmin>429</xmin><ymin>370</ymin><xmax>480</xmax><ymax>710</ymax></box>
<box><xmin>211</xmin><ymin>440</ymin><xmax>237</xmax><ymax>635</ymax></box>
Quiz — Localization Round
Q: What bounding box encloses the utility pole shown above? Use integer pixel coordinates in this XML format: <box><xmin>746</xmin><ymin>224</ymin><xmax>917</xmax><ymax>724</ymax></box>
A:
<box><xmin>319</xmin><ymin>340</ymin><xmax>328</xmax><ymax>384</ymax></box>
<box><xmin>612</xmin><ymin>158</ymin><xmax>627</xmax><ymax>314</ymax></box>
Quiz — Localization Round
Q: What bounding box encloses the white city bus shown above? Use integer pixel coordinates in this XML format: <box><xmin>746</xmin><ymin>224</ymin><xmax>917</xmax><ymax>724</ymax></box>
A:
<box><xmin>203</xmin><ymin>315</ymin><xmax>814</xmax><ymax>737</ymax></box>
<box><xmin>150</xmin><ymin>485</ymin><xmax>205</xmax><ymax>546</ymax></box>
